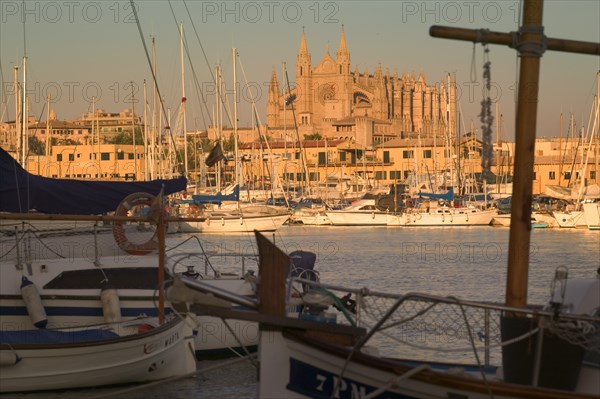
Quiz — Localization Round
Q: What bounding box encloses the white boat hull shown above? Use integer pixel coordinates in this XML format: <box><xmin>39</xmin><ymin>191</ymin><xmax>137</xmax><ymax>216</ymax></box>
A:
<box><xmin>0</xmin><ymin>253</ymin><xmax>259</xmax><ymax>357</ymax></box>
<box><xmin>582</xmin><ymin>202</ymin><xmax>600</xmax><ymax>230</ymax></box>
<box><xmin>553</xmin><ymin>211</ymin><xmax>587</xmax><ymax>228</ymax></box>
<box><xmin>0</xmin><ymin>316</ymin><xmax>196</xmax><ymax>393</ymax></box>
<box><xmin>325</xmin><ymin>211</ymin><xmax>388</xmax><ymax>226</ymax></box>
<box><xmin>388</xmin><ymin>208</ymin><xmax>496</xmax><ymax>226</ymax></box>
<box><xmin>178</xmin><ymin>213</ymin><xmax>289</xmax><ymax>233</ymax></box>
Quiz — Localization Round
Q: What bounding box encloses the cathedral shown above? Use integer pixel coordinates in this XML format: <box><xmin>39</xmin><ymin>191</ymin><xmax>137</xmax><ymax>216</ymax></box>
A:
<box><xmin>266</xmin><ymin>30</ymin><xmax>457</xmax><ymax>147</ymax></box>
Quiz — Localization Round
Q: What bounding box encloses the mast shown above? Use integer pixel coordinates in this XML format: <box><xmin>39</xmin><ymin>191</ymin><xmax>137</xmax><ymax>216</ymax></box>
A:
<box><xmin>45</xmin><ymin>94</ymin><xmax>50</xmax><ymax>164</ymax></box>
<box><xmin>14</xmin><ymin>66</ymin><xmax>20</xmax><ymax>164</ymax></box>
<box><xmin>151</xmin><ymin>37</ymin><xmax>157</xmax><ymax>180</ymax></box>
<box><xmin>430</xmin><ymin>0</ymin><xmax>599</xmax><ymax>309</ymax></box>
<box><xmin>232</xmin><ymin>48</ymin><xmax>239</xmax><ymax>186</ymax></box>
<box><xmin>180</xmin><ymin>22</ymin><xmax>188</xmax><ymax>179</ymax></box>
<box><xmin>131</xmin><ymin>82</ymin><xmax>137</xmax><ymax>180</ymax></box>
<box><xmin>21</xmin><ymin>56</ymin><xmax>28</xmax><ymax>166</ymax></box>
<box><xmin>143</xmin><ymin>79</ymin><xmax>148</xmax><ymax>180</ymax></box>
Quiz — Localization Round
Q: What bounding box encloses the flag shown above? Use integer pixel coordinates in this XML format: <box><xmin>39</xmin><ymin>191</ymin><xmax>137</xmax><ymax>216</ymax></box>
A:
<box><xmin>205</xmin><ymin>142</ymin><xmax>225</xmax><ymax>167</ymax></box>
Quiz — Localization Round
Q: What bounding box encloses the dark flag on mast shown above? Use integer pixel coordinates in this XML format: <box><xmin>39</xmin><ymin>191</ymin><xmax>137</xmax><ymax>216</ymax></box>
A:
<box><xmin>205</xmin><ymin>142</ymin><xmax>225</xmax><ymax>167</ymax></box>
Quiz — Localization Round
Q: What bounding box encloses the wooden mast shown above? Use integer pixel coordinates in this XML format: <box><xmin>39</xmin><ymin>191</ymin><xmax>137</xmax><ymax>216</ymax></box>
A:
<box><xmin>430</xmin><ymin>0</ymin><xmax>600</xmax><ymax>309</ymax></box>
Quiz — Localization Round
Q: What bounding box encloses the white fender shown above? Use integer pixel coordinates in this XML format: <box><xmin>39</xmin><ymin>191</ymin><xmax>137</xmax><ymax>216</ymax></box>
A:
<box><xmin>101</xmin><ymin>283</ymin><xmax>122</xmax><ymax>324</ymax></box>
<box><xmin>0</xmin><ymin>351</ymin><xmax>20</xmax><ymax>367</ymax></box>
<box><xmin>20</xmin><ymin>277</ymin><xmax>47</xmax><ymax>329</ymax></box>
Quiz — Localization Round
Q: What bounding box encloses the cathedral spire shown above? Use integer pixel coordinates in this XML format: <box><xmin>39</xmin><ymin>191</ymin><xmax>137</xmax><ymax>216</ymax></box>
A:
<box><xmin>336</xmin><ymin>26</ymin><xmax>349</xmax><ymax>59</ymax></box>
<box><xmin>336</xmin><ymin>26</ymin><xmax>350</xmax><ymax>75</ymax></box>
<box><xmin>297</xmin><ymin>29</ymin><xmax>311</xmax><ymax>77</ymax></box>
<box><xmin>299</xmin><ymin>29</ymin><xmax>310</xmax><ymax>57</ymax></box>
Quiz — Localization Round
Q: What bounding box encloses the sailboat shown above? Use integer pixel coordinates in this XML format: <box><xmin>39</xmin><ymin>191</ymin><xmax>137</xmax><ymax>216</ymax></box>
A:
<box><xmin>176</xmin><ymin>2</ymin><xmax>600</xmax><ymax>398</ymax></box>
<box><xmin>175</xmin><ymin>49</ymin><xmax>290</xmax><ymax>234</ymax></box>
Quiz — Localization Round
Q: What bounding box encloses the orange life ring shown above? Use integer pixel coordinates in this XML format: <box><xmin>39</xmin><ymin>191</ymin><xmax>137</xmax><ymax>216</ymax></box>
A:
<box><xmin>112</xmin><ymin>192</ymin><xmax>164</xmax><ymax>255</ymax></box>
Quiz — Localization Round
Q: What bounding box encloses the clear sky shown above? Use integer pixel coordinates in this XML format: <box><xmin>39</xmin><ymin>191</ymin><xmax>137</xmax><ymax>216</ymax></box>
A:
<box><xmin>1</xmin><ymin>0</ymin><xmax>598</xmax><ymax>141</ymax></box>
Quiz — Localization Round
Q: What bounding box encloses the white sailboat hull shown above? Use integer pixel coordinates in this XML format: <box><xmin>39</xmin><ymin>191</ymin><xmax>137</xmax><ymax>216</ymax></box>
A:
<box><xmin>325</xmin><ymin>211</ymin><xmax>388</xmax><ymax>226</ymax></box>
<box><xmin>388</xmin><ymin>208</ymin><xmax>496</xmax><ymax>226</ymax></box>
<box><xmin>178</xmin><ymin>213</ymin><xmax>289</xmax><ymax>233</ymax></box>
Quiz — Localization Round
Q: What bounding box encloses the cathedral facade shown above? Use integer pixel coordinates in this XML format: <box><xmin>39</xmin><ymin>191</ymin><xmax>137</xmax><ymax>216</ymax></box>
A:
<box><xmin>266</xmin><ymin>30</ymin><xmax>457</xmax><ymax>147</ymax></box>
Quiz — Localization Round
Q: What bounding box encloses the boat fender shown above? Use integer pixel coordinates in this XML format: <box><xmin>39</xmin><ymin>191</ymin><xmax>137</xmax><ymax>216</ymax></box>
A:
<box><xmin>415</xmin><ymin>213</ymin><xmax>422</xmax><ymax>220</ymax></box>
<box><xmin>240</xmin><ymin>216</ymin><xmax>244</xmax><ymax>225</ymax></box>
<box><xmin>0</xmin><ymin>351</ymin><xmax>21</xmax><ymax>367</ymax></box>
<box><xmin>112</xmin><ymin>192</ymin><xmax>163</xmax><ymax>255</ymax></box>
<box><xmin>221</xmin><ymin>217</ymin><xmax>225</xmax><ymax>226</ymax></box>
<box><xmin>101</xmin><ymin>282</ymin><xmax>122</xmax><ymax>324</ymax></box>
<box><xmin>20</xmin><ymin>277</ymin><xmax>47</xmax><ymax>329</ymax></box>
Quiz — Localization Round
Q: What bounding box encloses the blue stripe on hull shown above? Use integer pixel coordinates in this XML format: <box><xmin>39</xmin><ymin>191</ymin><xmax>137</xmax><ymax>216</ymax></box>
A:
<box><xmin>0</xmin><ymin>306</ymin><xmax>172</xmax><ymax>318</ymax></box>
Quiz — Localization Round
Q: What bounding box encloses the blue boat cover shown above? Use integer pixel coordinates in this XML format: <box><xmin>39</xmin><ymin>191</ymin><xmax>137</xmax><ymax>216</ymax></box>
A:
<box><xmin>182</xmin><ymin>185</ymin><xmax>240</xmax><ymax>205</ymax></box>
<box><xmin>418</xmin><ymin>187</ymin><xmax>454</xmax><ymax>201</ymax></box>
<box><xmin>0</xmin><ymin>147</ymin><xmax>187</xmax><ymax>214</ymax></box>
<box><xmin>0</xmin><ymin>329</ymin><xmax>120</xmax><ymax>345</ymax></box>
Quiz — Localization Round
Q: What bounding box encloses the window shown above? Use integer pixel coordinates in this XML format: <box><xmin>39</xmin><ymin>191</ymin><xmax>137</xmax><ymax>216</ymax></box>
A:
<box><xmin>532</xmin><ymin>172</ymin><xmax>537</xmax><ymax>180</ymax></box>
<box><xmin>423</xmin><ymin>150</ymin><xmax>432</xmax><ymax>159</ymax></box>
<box><xmin>564</xmin><ymin>171</ymin><xmax>571</xmax><ymax>180</ymax></box>
<box><xmin>57</xmin><ymin>154</ymin><xmax>62</xmax><ymax>162</ymax></box>
<box><xmin>549</xmin><ymin>171</ymin><xmax>556</xmax><ymax>180</ymax></box>
<box><xmin>591</xmin><ymin>171</ymin><xmax>596</xmax><ymax>180</ymax></box>
<box><xmin>309</xmin><ymin>172</ymin><xmax>320</xmax><ymax>181</ymax></box>
<box><xmin>402</xmin><ymin>150</ymin><xmax>414</xmax><ymax>159</ymax></box>
<box><xmin>339</xmin><ymin>151</ymin><xmax>346</xmax><ymax>162</ymax></box>
<box><xmin>390</xmin><ymin>171</ymin><xmax>402</xmax><ymax>179</ymax></box>
<box><xmin>383</xmin><ymin>151</ymin><xmax>390</xmax><ymax>163</ymax></box>
<box><xmin>296</xmin><ymin>172</ymin><xmax>306</xmax><ymax>181</ymax></box>
<box><xmin>318</xmin><ymin>152</ymin><xmax>327</xmax><ymax>165</ymax></box>
<box><xmin>117</xmin><ymin>151</ymin><xmax>125</xmax><ymax>160</ymax></box>
<box><xmin>101</xmin><ymin>152</ymin><xmax>110</xmax><ymax>161</ymax></box>
<box><xmin>375</xmin><ymin>171</ymin><xmax>387</xmax><ymax>180</ymax></box>
<box><xmin>128</xmin><ymin>153</ymin><xmax>134</xmax><ymax>160</ymax></box>
<box><xmin>68</xmin><ymin>153</ymin><xmax>74</xmax><ymax>161</ymax></box>
<box><xmin>403</xmin><ymin>170</ymin><xmax>411</xmax><ymax>179</ymax></box>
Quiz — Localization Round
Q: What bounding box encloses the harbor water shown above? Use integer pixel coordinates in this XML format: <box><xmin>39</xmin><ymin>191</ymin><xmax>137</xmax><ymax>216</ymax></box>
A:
<box><xmin>2</xmin><ymin>225</ymin><xmax>598</xmax><ymax>399</ymax></box>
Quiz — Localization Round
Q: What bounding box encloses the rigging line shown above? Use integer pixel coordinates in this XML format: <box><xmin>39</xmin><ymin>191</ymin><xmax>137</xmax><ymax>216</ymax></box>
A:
<box><xmin>129</xmin><ymin>0</ymin><xmax>184</xmax><ymax>175</ymax></box>
<box><xmin>166</xmin><ymin>0</ymin><xmax>212</xmax><ymax>129</ymax></box>
<box><xmin>181</xmin><ymin>0</ymin><xmax>235</xmax><ymax>128</ymax></box>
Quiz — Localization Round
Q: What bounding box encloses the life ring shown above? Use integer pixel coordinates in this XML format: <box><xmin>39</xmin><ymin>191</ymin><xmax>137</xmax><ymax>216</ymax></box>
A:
<box><xmin>112</xmin><ymin>192</ymin><xmax>164</xmax><ymax>255</ymax></box>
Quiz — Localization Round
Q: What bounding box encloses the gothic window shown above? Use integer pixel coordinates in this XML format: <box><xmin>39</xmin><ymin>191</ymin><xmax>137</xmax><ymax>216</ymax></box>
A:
<box><xmin>319</xmin><ymin>84</ymin><xmax>336</xmax><ymax>104</ymax></box>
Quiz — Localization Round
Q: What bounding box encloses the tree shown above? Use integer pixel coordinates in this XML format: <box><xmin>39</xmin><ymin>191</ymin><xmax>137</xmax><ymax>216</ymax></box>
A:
<box><xmin>27</xmin><ymin>136</ymin><xmax>45</xmax><ymax>155</ymax></box>
<box><xmin>106</xmin><ymin>127</ymin><xmax>144</xmax><ymax>145</ymax></box>
<box><xmin>304</xmin><ymin>133</ymin><xmax>323</xmax><ymax>141</ymax></box>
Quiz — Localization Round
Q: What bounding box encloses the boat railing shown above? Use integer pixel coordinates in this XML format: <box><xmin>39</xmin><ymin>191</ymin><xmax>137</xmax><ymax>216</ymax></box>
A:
<box><xmin>289</xmin><ymin>277</ymin><xmax>600</xmax><ymax>367</ymax></box>
<box><xmin>166</xmin><ymin>235</ymin><xmax>259</xmax><ymax>279</ymax></box>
